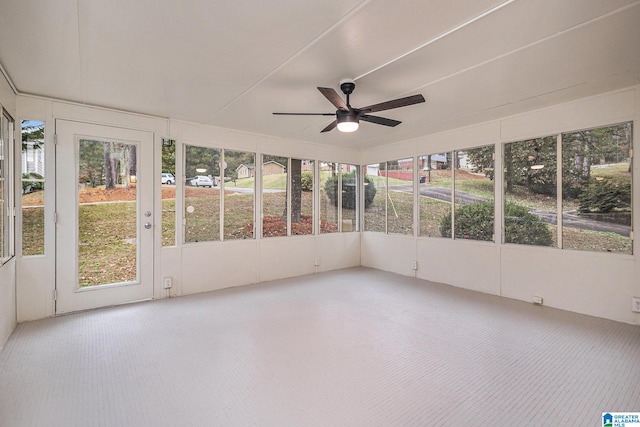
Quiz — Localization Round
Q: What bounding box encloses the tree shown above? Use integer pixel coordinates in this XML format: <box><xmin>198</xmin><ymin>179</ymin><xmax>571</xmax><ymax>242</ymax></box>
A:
<box><xmin>21</xmin><ymin>122</ymin><xmax>44</xmax><ymax>151</ymax></box>
<box><xmin>162</xmin><ymin>141</ymin><xmax>176</xmax><ymax>174</ymax></box>
<box><xmin>465</xmin><ymin>146</ymin><xmax>495</xmax><ymax>180</ymax></box>
<box><xmin>79</xmin><ymin>140</ymin><xmax>105</xmax><ymax>187</ymax></box>
<box><xmin>562</xmin><ymin>123</ymin><xmax>631</xmax><ymax>199</ymax></box>
<box><xmin>467</xmin><ymin>124</ymin><xmax>631</xmax><ymax>200</ymax></box>
<box><xmin>185</xmin><ymin>145</ymin><xmax>220</xmax><ymax>179</ymax></box>
<box><xmin>289</xmin><ymin>159</ymin><xmax>302</xmax><ymax>223</ymax></box>
<box><xmin>504</xmin><ymin>137</ymin><xmax>557</xmax><ymax>196</ymax></box>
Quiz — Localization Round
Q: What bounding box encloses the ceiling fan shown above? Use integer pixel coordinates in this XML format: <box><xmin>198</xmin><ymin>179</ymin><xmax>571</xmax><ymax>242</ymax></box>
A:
<box><xmin>273</xmin><ymin>80</ymin><xmax>425</xmax><ymax>133</ymax></box>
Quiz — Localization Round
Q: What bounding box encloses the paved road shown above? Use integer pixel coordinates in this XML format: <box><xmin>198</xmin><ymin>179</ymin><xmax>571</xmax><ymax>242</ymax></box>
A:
<box><xmin>527</xmin><ymin>209</ymin><xmax>630</xmax><ymax>236</ymax></box>
<box><xmin>388</xmin><ymin>184</ymin><xmax>630</xmax><ymax>237</ymax></box>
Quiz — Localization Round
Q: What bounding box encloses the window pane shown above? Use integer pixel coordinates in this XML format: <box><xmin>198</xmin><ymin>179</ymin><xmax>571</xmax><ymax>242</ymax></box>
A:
<box><xmin>386</xmin><ymin>158</ymin><xmax>413</xmax><ymax>234</ymax></box>
<box><xmin>320</xmin><ymin>162</ymin><xmax>339</xmax><ymax>234</ymax></box>
<box><xmin>161</xmin><ymin>139</ymin><xmax>176</xmax><ymax>246</ymax></box>
<box><xmin>562</xmin><ymin>123</ymin><xmax>632</xmax><ymax>254</ymax></box>
<box><xmin>21</xmin><ymin>120</ymin><xmax>45</xmax><ymax>255</ymax></box>
<box><xmin>503</xmin><ymin>137</ymin><xmax>556</xmax><ymax>247</ymax></box>
<box><xmin>262</xmin><ymin>155</ymin><xmax>288</xmax><ymax>237</ymax></box>
<box><xmin>291</xmin><ymin>159</ymin><xmax>313</xmax><ymax>235</ymax></box>
<box><xmin>78</xmin><ymin>140</ymin><xmax>138</xmax><ymax>287</ymax></box>
<box><xmin>341</xmin><ymin>165</ymin><xmax>358</xmax><ymax>232</ymax></box>
<box><xmin>184</xmin><ymin>144</ymin><xmax>220</xmax><ymax>243</ymax></box>
<box><xmin>224</xmin><ymin>150</ymin><xmax>255</xmax><ymax>240</ymax></box>
<box><xmin>419</xmin><ymin>153</ymin><xmax>452</xmax><ymax>237</ymax></box>
<box><xmin>320</xmin><ymin>163</ymin><xmax>359</xmax><ymax>234</ymax></box>
<box><xmin>453</xmin><ymin>146</ymin><xmax>495</xmax><ymax>241</ymax></box>
<box><xmin>364</xmin><ymin>163</ymin><xmax>385</xmax><ymax>232</ymax></box>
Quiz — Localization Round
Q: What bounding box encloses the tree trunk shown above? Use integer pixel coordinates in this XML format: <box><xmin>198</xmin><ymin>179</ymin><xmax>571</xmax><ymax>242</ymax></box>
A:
<box><xmin>290</xmin><ymin>159</ymin><xmax>302</xmax><ymax>223</ymax></box>
<box><xmin>505</xmin><ymin>144</ymin><xmax>513</xmax><ymax>193</ymax></box>
<box><xmin>104</xmin><ymin>142</ymin><xmax>115</xmax><ymax>189</ymax></box>
<box><xmin>128</xmin><ymin>145</ymin><xmax>137</xmax><ymax>187</ymax></box>
<box><xmin>112</xmin><ymin>158</ymin><xmax>119</xmax><ymax>187</ymax></box>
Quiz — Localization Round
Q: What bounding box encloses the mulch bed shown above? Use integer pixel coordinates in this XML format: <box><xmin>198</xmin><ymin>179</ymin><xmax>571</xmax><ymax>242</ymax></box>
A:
<box><xmin>249</xmin><ymin>215</ymin><xmax>338</xmax><ymax>236</ymax></box>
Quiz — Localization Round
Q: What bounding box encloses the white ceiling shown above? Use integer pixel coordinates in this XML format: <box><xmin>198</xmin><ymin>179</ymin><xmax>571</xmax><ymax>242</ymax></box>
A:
<box><xmin>1</xmin><ymin>0</ymin><xmax>639</xmax><ymax>150</ymax></box>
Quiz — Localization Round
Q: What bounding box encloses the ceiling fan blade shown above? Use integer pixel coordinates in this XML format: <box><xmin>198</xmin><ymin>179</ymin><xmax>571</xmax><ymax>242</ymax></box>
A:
<box><xmin>360</xmin><ymin>114</ymin><xmax>401</xmax><ymax>127</ymax></box>
<box><xmin>273</xmin><ymin>112</ymin><xmax>335</xmax><ymax>116</ymax></box>
<box><xmin>320</xmin><ymin>120</ymin><xmax>338</xmax><ymax>133</ymax></box>
<box><xmin>317</xmin><ymin>87</ymin><xmax>348</xmax><ymax>111</ymax></box>
<box><xmin>359</xmin><ymin>94</ymin><xmax>425</xmax><ymax>113</ymax></box>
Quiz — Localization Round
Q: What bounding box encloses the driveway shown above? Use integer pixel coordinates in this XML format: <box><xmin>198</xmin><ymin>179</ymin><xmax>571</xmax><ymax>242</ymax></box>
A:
<box><xmin>388</xmin><ymin>184</ymin><xmax>630</xmax><ymax>237</ymax></box>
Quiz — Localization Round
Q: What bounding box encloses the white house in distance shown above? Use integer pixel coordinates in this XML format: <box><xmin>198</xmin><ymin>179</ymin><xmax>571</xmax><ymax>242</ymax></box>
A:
<box><xmin>21</xmin><ymin>140</ymin><xmax>44</xmax><ymax>177</ymax></box>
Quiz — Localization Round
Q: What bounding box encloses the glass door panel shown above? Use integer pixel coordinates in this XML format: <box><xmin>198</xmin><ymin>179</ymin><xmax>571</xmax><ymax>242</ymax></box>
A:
<box><xmin>78</xmin><ymin>139</ymin><xmax>138</xmax><ymax>287</ymax></box>
<box><xmin>55</xmin><ymin>120</ymin><xmax>154</xmax><ymax>314</ymax></box>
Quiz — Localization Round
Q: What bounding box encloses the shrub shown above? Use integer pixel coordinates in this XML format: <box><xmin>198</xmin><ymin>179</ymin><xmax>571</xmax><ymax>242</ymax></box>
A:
<box><xmin>301</xmin><ymin>171</ymin><xmax>313</xmax><ymax>191</ymax></box>
<box><xmin>323</xmin><ymin>172</ymin><xmax>376</xmax><ymax>209</ymax></box>
<box><xmin>439</xmin><ymin>201</ymin><xmax>493</xmax><ymax>241</ymax></box>
<box><xmin>503</xmin><ymin>201</ymin><xmax>553</xmax><ymax>246</ymax></box>
<box><xmin>22</xmin><ymin>173</ymin><xmax>44</xmax><ymax>193</ymax></box>
<box><xmin>578</xmin><ymin>177</ymin><xmax>630</xmax><ymax>213</ymax></box>
<box><xmin>439</xmin><ymin>200</ymin><xmax>553</xmax><ymax>246</ymax></box>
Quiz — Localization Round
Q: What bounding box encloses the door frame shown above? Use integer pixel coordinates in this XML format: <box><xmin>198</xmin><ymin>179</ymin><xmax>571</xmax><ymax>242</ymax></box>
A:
<box><xmin>54</xmin><ymin>119</ymin><xmax>155</xmax><ymax>314</ymax></box>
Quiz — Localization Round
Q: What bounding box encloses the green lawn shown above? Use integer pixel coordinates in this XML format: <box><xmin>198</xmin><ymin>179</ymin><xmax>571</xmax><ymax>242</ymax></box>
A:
<box><xmin>78</xmin><ymin>202</ymin><xmax>137</xmax><ymax>287</ymax></box>
<box><xmin>419</xmin><ymin>198</ymin><xmax>450</xmax><ymax>237</ymax></box>
<box><xmin>590</xmin><ymin>162</ymin><xmax>631</xmax><ymax>177</ymax></box>
<box><xmin>419</xmin><ymin>170</ymin><xmax>495</xmax><ymax>199</ymax></box>
<box><xmin>364</xmin><ymin>189</ymin><xmax>414</xmax><ymax>234</ymax></box>
<box><xmin>22</xmin><ymin>206</ymin><xmax>44</xmax><ymax>256</ymax></box>
<box><xmin>234</xmin><ymin>171</ymin><xmax>413</xmax><ymax>191</ymax></box>
<box><xmin>232</xmin><ymin>173</ymin><xmax>288</xmax><ymax>189</ymax></box>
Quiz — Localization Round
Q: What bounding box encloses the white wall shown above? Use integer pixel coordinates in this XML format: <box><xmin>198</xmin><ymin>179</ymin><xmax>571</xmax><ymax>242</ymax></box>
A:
<box><xmin>166</xmin><ymin>120</ymin><xmax>362</xmax><ymax>297</ymax></box>
<box><xmin>0</xmin><ymin>70</ymin><xmax>16</xmax><ymax>349</ymax></box>
<box><xmin>13</xmin><ymin>101</ymin><xmax>363</xmax><ymax>321</ymax></box>
<box><xmin>361</xmin><ymin>86</ymin><xmax>640</xmax><ymax>325</ymax></box>
<box><xmin>0</xmin><ymin>259</ymin><xmax>15</xmax><ymax>349</ymax></box>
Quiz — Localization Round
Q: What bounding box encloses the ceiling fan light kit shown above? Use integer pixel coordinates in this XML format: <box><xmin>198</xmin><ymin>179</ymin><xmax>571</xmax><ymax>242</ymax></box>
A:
<box><xmin>336</xmin><ymin>109</ymin><xmax>359</xmax><ymax>132</ymax></box>
<box><xmin>273</xmin><ymin>80</ymin><xmax>425</xmax><ymax>133</ymax></box>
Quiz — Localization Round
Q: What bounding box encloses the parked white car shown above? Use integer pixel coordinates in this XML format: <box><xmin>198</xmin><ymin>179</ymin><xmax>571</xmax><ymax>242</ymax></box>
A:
<box><xmin>190</xmin><ymin>175</ymin><xmax>214</xmax><ymax>187</ymax></box>
<box><xmin>161</xmin><ymin>172</ymin><xmax>175</xmax><ymax>185</ymax></box>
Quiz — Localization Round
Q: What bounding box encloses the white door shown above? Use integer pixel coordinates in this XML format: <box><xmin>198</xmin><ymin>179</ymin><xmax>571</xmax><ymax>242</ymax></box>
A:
<box><xmin>55</xmin><ymin>120</ymin><xmax>154</xmax><ymax>314</ymax></box>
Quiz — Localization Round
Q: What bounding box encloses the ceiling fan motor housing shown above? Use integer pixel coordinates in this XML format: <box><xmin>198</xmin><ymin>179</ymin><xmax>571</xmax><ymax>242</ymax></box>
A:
<box><xmin>337</xmin><ymin>109</ymin><xmax>359</xmax><ymax>123</ymax></box>
<box><xmin>340</xmin><ymin>81</ymin><xmax>356</xmax><ymax>96</ymax></box>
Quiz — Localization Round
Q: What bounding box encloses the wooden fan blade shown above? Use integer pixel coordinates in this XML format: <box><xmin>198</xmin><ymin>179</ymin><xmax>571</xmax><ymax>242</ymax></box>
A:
<box><xmin>360</xmin><ymin>114</ymin><xmax>401</xmax><ymax>127</ymax></box>
<box><xmin>273</xmin><ymin>112</ymin><xmax>335</xmax><ymax>116</ymax></box>
<box><xmin>320</xmin><ymin>120</ymin><xmax>338</xmax><ymax>133</ymax></box>
<box><xmin>359</xmin><ymin>94</ymin><xmax>425</xmax><ymax>113</ymax></box>
<box><xmin>317</xmin><ymin>87</ymin><xmax>348</xmax><ymax>111</ymax></box>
